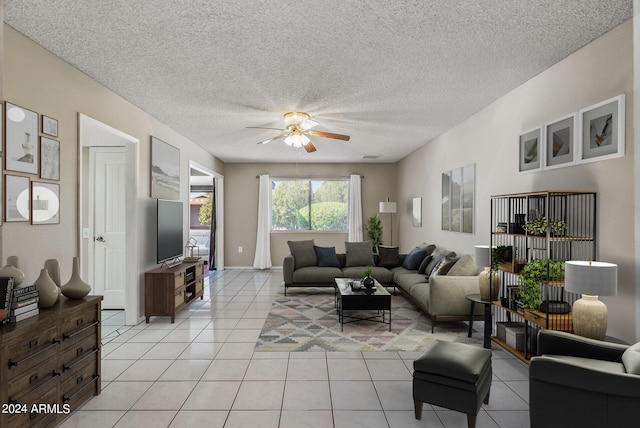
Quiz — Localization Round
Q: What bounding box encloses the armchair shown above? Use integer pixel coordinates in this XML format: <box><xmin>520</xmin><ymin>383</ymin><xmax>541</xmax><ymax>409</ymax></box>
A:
<box><xmin>530</xmin><ymin>329</ymin><xmax>640</xmax><ymax>428</ymax></box>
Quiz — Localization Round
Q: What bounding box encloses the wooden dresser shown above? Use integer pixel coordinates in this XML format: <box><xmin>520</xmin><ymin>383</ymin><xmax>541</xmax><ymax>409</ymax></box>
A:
<box><xmin>0</xmin><ymin>295</ymin><xmax>102</xmax><ymax>427</ymax></box>
<box><xmin>145</xmin><ymin>261</ymin><xmax>204</xmax><ymax>323</ymax></box>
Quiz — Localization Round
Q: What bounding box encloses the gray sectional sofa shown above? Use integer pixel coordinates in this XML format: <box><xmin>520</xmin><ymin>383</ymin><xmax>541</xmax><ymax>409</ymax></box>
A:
<box><xmin>282</xmin><ymin>240</ymin><xmax>483</xmax><ymax>330</ymax></box>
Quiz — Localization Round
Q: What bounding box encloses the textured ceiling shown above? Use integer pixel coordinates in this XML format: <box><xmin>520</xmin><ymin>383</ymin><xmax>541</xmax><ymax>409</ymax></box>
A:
<box><xmin>3</xmin><ymin>1</ymin><xmax>633</xmax><ymax>163</ymax></box>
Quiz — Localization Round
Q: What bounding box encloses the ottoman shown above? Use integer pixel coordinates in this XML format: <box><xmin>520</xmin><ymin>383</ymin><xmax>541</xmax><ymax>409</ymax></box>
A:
<box><xmin>413</xmin><ymin>340</ymin><xmax>492</xmax><ymax>428</ymax></box>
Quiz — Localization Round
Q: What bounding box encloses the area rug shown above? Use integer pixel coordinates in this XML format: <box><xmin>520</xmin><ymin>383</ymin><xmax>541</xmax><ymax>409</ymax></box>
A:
<box><xmin>255</xmin><ymin>290</ymin><xmax>482</xmax><ymax>352</ymax></box>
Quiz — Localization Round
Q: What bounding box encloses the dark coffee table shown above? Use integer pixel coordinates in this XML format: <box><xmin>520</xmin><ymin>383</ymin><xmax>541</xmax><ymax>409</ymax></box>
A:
<box><xmin>335</xmin><ymin>278</ymin><xmax>391</xmax><ymax>331</ymax></box>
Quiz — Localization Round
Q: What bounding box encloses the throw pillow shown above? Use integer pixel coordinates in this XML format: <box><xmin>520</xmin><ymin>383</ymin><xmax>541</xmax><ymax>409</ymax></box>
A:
<box><xmin>402</xmin><ymin>247</ymin><xmax>428</xmax><ymax>270</ymax></box>
<box><xmin>418</xmin><ymin>255</ymin><xmax>434</xmax><ymax>274</ymax></box>
<box><xmin>417</xmin><ymin>243</ymin><xmax>436</xmax><ymax>256</ymax></box>
<box><xmin>345</xmin><ymin>241</ymin><xmax>375</xmax><ymax>267</ymax></box>
<box><xmin>622</xmin><ymin>342</ymin><xmax>640</xmax><ymax>374</ymax></box>
<box><xmin>424</xmin><ymin>249</ymin><xmax>456</xmax><ymax>277</ymax></box>
<box><xmin>314</xmin><ymin>246</ymin><xmax>341</xmax><ymax>268</ymax></box>
<box><xmin>431</xmin><ymin>255</ymin><xmax>461</xmax><ymax>276</ymax></box>
<box><xmin>377</xmin><ymin>246</ymin><xmax>401</xmax><ymax>268</ymax></box>
<box><xmin>287</xmin><ymin>240</ymin><xmax>317</xmax><ymax>269</ymax></box>
<box><xmin>447</xmin><ymin>254</ymin><xmax>479</xmax><ymax>276</ymax></box>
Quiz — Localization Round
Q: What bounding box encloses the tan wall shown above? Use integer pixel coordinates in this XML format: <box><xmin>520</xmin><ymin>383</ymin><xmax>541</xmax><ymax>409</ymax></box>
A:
<box><xmin>224</xmin><ymin>163</ymin><xmax>397</xmax><ymax>267</ymax></box>
<box><xmin>2</xmin><ymin>26</ymin><xmax>224</xmax><ymax>289</ymax></box>
<box><xmin>397</xmin><ymin>20</ymin><xmax>635</xmax><ymax>342</ymax></box>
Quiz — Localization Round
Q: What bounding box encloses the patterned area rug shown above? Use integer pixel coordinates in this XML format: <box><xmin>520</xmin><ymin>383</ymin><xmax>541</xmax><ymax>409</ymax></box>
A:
<box><xmin>255</xmin><ymin>290</ymin><xmax>482</xmax><ymax>352</ymax></box>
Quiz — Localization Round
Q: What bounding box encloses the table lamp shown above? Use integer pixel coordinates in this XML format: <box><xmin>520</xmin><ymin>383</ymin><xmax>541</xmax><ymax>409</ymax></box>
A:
<box><xmin>564</xmin><ymin>261</ymin><xmax>617</xmax><ymax>340</ymax></box>
<box><xmin>474</xmin><ymin>245</ymin><xmax>498</xmax><ymax>302</ymax></box>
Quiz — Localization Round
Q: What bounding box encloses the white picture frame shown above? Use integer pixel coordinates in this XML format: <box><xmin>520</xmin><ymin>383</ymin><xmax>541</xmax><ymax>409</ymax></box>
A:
<box><xmin>544</xmin><ymin>112</ymin><xmax>577</xmax><ymax>170</ymax></box>
<box><xmin>4</xmin><ymin>102</ymin><xmax>39</xmax><ymax>175</ymax></box>
<box><xmin>518</xmin><ymin>126</ymin><xmax>544</xmax><ymax>173</ymax></box>
<box><xmin>578</xmin><ymin>94</ymin><xmax>625</xmax><ymax>164</ymax></box>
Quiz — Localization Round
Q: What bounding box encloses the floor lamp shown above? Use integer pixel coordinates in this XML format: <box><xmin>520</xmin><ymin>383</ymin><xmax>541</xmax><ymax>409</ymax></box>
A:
<box><xmin>379</xmin><ymin>198</ymin><xmax>397</xmax><ymax>246</ymax></box>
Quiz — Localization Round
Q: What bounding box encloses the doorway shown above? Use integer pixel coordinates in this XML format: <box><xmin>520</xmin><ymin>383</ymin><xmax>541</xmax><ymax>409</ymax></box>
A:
<box><xmin>79</xmin><ymin>114</ymin><xmax>140</xmax><ymax>325</ymax></box>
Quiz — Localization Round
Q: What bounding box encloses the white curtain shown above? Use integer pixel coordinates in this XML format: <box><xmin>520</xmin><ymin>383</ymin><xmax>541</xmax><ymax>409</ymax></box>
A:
<box><xmin>253</xmin><ymin>174</ymin><xmax>272</xmax><ymax>269</ymax></box>
<box><xmin>348</xmin><ymin>174</ymin><xmax>363</xmax><ymax>242</ymax></box>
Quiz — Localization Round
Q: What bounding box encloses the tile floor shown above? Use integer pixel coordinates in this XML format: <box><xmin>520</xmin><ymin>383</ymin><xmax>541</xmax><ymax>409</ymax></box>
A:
<box><xmin>59</xmin><ymin>269</ymin><xmax>531</xmax><ymax>428</ymax></box>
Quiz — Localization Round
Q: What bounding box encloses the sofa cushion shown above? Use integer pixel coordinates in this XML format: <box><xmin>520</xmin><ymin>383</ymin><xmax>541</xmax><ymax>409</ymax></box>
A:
<box><xmin>432</xmin><ymin>256</ymin><xmax>460</xmax><ymax>276</ymax></box>
<box><xmin>342</xmin><ymin>266</ymin><xmax>393</xmax><ymax>285</ymax></box>
<box><xmin>345</xmin><ymin>241</ymin><xmax>375</xmax><ymax>267</ymax></box>
<box><xmin>622</xmin><ymin>342</ymin><xmax>640</xmax><ymax>374</ymax></box>
<box><xmin>314</xmin><ymin>246</ymin><xmax>341</xmax><ymax>268</ymax></box>
<box><xmin>394</xmin><ymin>273</ymin><xmax>428</xmax><ymax>292</ymax></box>
<box><xmin>292</xmin><ymin>266</ymin><xmax>343</xmax><ymax>284</ymax></box>
<box><xmin>288</xmin><ymin>240</ymin><xmax>317</xmax><ymax>269</ymax></box>
<box><xmin>447</xmin><ymin>254</ymin><xmax>479</xmax><ymax>276</ymax></box>
<box><xmin>377</xmin><ymin>246</ymin><xmax>401</xmax><ymax>268</ymax></box>
<box><xmin>402</xmin><ymin>247</ymin><xmax>428</xmax><ymax>270</ymax></box>
<box><xmin>418</xmin><ymin>255</ymin><xmax>434</xmax><ymax>274</ymax></box>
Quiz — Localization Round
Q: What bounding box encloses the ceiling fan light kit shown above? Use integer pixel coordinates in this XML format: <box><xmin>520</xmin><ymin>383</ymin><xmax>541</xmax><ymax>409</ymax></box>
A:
<box><xmin>251</xmin><ymin>111</ymin><xmax>349</xmax><ymax>153</ymax></box>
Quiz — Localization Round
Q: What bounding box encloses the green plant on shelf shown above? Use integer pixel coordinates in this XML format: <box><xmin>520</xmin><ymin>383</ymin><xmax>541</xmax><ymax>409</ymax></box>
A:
<box><xmin>523</xmin><ymin>217</ymin><xmax>567</xmax><ymax>235</ymax></box>
<box><xmin>517</xmin><ymin>259</ymin><xmax>565</xmax><ymax>311</ymax></box>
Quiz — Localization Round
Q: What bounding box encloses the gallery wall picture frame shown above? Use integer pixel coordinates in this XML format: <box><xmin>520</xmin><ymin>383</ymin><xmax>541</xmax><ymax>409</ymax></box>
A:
<box><xmin>578</xmin><ymin>94</ymin><xmax>625</xmax><ymax>164</ymax></box>
<box><xmin>31</xmin><ymin>181</ymin><xmax>60</xmax><ymax>225</ymax></box>
<box><xmin>544</xmin><ymin>112</ymin><xmax>577</xmax><ymax>170</ymax></box>
<box><xmin>441</xmin><ymin>163</ymin><xmax>475</xmax><ymax>234</ymax></box>
<box><xmin>412</xmin><ymin>197</ymin><xmax>422</xmax><ymax>227</ymax></box>
<box><xmin>4</xmin><ymin>174</ymin><xmax>30</xmax><ymax>222</ymax></box>
<box><xmin>40</xmin><ymin>136</ymin><xmax>60</xmax><ymax>180</ymax></box>
<box><xmin>150</xmin><ymin>136</ymin><xmax>180</xmax><ymax>199</ymax></box>
<box><xmin>4</xmin><ymin>102</ymin><xmax>39</xmax><ymax>175</ymax></box>
<box><xmin>518</xmin><ymin>126</ymin><xmax>543</xmax><ymax>173</ymax></box>
<box><xmin>41</xmin><ymin>115</ymin><xmax>59</xmax><ymax>138</ymax></box>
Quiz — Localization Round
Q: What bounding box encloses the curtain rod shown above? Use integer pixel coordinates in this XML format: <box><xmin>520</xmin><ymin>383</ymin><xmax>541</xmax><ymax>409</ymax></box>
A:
<box><xmin>256</xmin><ymin>174</ymin><xmax>364</xmax><ymax>179</ymax></box>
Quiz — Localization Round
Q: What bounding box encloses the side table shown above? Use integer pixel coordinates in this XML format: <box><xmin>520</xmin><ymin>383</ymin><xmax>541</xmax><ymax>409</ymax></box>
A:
<box><xmin>466</xmin><ymin>293</ymin><xmax>492</xmax><ymax>349</ymax></box>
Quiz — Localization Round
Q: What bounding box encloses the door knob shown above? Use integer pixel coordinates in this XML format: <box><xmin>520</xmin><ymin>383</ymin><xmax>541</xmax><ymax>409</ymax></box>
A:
<box><xmin>95</xmin><ymin>236</ymin><xmax>106</xmax><ymax>242</ymax></box>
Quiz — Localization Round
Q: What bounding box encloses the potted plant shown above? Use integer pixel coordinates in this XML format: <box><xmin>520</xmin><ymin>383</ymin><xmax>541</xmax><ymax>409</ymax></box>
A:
<box><xmin>523</xmin><ymin>217</ymin><xmax>567</xmax><ymax>236</ymax></box>
<box><xmin>517</xmin><ymin>259</ymin><xmax>565</xmax><ymax>311</ymax></box>
<box><xmin>364</xmin><ymin>214</ymin><xmax>383</xmax><ymax>253</ymax></box>
<box><xmin>362</xmin><ymin>267</ymin><xmax>375</xmax><ymax>289</ymax></box>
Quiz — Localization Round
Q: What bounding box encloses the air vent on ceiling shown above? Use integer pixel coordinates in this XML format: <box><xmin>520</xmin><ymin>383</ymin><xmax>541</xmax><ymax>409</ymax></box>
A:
<box><xmin>362</xmin><ymin>155</ymin><xmax>380</xmax><ymax>160</ymax></box>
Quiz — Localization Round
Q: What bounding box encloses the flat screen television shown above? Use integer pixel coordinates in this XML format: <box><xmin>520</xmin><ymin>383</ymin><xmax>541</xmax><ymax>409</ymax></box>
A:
<box><xmin>157</xmin><ymin>199</ymin><xmax>184</xmax><ymax>265</ymax></box>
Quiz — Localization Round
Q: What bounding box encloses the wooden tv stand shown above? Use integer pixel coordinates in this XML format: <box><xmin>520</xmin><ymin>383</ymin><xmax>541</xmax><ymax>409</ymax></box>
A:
<box><xmin>145</xmin><ymin>261</ymin><xmax>204</xmax><ymax>323</ymax></box>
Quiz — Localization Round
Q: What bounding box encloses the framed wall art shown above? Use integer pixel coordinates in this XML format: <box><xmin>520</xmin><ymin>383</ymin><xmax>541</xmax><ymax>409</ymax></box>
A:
<box><xmin>519</xmin><ymin>126</ymin><xmax>543</xmax><ymax>173</ymax></box>
<box><xmin>578</xmin><ymin>94</ymin><xmax>625</xmax><ymax>163</ymax></box>
<box><xmin>31</xmin><ymin>181</ymin><xmax>60</xmax><ymax>225</ymax></box>
<box><xmin>412</xmin><ymin>197</ymin><xmax>422</xmax><ymax>227</ymax></box>
<box><xmin>40</xmin><ymin>136</ymin><xmax>60</xmax><ymax>180</ymax></box>
<box><xmin>544</xmin><ymin>113</ymin><xmax>577</xmax><ymax>170</ymax></box>
<box><xmin>441</xmin><ymin>163</ymin><xmax>475</xmax><ymax>234</ymax></box>
<box><xmin>151</xmin><ymin>136</ymin><xmax>180</xmax><ymax>199</ymax></box>
<box><xmin>4</xmin><ymin>102</ymin><xmax>39</xmax><ymax>175</ymax></box>
<box><xmin>42</xmin><ymin>115</ymin><xmax>59</xmax><ymax>137</ymax></box>
<box><xmin>5</xmin><ymin>174</ymin><xmax>30</xmax><ymax>222</ymax></box>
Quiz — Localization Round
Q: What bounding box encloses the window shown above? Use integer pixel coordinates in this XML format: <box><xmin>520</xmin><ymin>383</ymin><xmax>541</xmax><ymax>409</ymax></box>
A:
<box><xmin>271</xmin><ymin>179</ymin><xmax>349</xmax><ymax>231</ymax></box>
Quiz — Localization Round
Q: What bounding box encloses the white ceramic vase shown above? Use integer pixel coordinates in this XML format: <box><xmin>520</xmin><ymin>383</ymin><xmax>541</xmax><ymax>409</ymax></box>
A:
<box><xmin>44</xmin><ymin>259</ymin><xmax>62</xmax><ymax>288</ymax></box>
<box><xmin>35</xmin><ymin>268</ymin><xmax>61</xmax><ymax>308</ymax></box>
<box><xmin>0</xmin><ymin>256</ymin><xmax>25</xmax><ymax>287</ymax></box>
<box><xmin>61</xmin><ymin>257</ymin><xmax>91</xmax><ymax>299</ymax></box>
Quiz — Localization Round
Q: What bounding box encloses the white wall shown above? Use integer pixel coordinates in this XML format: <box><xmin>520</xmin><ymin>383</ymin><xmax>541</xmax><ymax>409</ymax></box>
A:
<box><xmin>397</xmin><ymin>20</ymin><xmax>635</xmax><ymax>342</ymax></box>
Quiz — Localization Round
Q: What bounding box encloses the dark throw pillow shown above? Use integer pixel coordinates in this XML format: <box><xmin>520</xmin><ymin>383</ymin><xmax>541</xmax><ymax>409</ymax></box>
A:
<box><xmin>345</xmin><ymin>241</ymin><xmax>375</xmax><ymax>267</ymax></box>
<box><xmin>287</xmin><ymin>240</ymin><xmax>317</xmax><ymax>269</ymax></box>
<box><xmin>418</xmin><ymin>255</ymin><xmax>434</xmax><ymax>274</ymax></box>
<box><xmin>402</xmin><ymin>247</ymin><xmax>428</xmax><ymax>270</ymax></box>
<box><xmin>431</xmin><ymin>255</ymin><xmax>461</xmax><ymax>276</ymax></box>
<box><xmin>314</xmin><ymin>246</ymin><xmax>341</xmax><ymax>268</ymax></box>
<box><xmin>377</xmin><ymin>246</ymin><xmax>401</xmax><ymax>268</ymax></box>
<box><xmin>425</xmin><ymin>254</ymin><xmax>446</xmax><ymax>279</ymax></box>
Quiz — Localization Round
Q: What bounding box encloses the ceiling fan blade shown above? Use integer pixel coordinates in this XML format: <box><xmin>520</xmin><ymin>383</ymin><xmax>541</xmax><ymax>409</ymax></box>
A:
<box><xmin>308</xmin><ymin>130</ymin><xmax>350</xmax><ymax>141</ymax></box>
<box><xmin>257</xmin><ymin>133</ymin><xmax>288</xmax><ymax>145</ymax></box>
<box><xmin>303</xmin><ymin>141</ymin><xmax>317</xmax><ymax>153</ymax></box>
<box><xmin>247</xmin><ymin>126</ymin><xmax>286</xmax><ymax>131</ymax></box>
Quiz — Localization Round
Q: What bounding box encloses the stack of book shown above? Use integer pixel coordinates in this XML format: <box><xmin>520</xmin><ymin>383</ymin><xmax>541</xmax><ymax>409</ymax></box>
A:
<box><xmin>9</xmin><ymin>285</ymin><xmax>39</xmax><ymax>322</ymax></box>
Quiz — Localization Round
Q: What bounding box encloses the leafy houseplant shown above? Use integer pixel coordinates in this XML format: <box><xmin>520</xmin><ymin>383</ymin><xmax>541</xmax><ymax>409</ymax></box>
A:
<box><xmin>523</xmin><ymin>217</ymin><xmax>567</xmax><ymax>236</ymax></box>
<box><xmin>362</xmin><ymin>267</ymin><xmax>375</xmax><ymax>288</ymax></box>
<box><xmin>517</xmin><ymin>259</ymin><xmax>565</xmax><ymax>311</ymax></box>
<box><xmin>364</xmin><ymin>214</ymin><xmax>383</xmax><ymax>253</ymax></box>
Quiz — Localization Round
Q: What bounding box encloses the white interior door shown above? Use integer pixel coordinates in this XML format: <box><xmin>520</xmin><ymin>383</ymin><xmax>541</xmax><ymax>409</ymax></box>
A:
<box><xmin>91</xmin><ymin>147</ymin><xmax>126</xmax><ymax>309</ymax></box>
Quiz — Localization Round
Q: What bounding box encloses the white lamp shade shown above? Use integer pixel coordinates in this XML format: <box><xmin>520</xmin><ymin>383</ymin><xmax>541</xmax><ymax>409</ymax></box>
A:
<box><xmin>564</xmin><ymin>261</ymin><xmax>617</xmax><ymax>296</ymax></box>
<box><xmin>474</xmin><ymin>245</ymin><xmax>492</xmax><ymax>268</ymax></box>
<box><xmin>379</xmin><ymin>201</ymin><xmax>396</xmax><ymax>213</ymax></box>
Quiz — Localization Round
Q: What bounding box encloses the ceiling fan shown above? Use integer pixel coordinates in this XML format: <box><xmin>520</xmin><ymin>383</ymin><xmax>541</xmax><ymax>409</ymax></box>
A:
<box><xmin>248</xmin><ymin>112</ymin><xmax>350</xmax><ymax>153</ymax></box>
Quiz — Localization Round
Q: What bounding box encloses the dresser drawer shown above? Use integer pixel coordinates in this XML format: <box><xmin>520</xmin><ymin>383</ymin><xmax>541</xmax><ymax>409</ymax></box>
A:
<box><xmin>7</xmin><ymin>359</ymin><xmax>59</xmax><ymax>404</ymax></box>
<box><xmin>7</xmin><ymin>324</ymin><xmax>60</xmax><ymax>380</ymax></box>
<box><xmin>175</xmin><ymin>290</ymin><xmax>184</xmax><ymax>308</ymax></box>
<box><xmin>60</xmin><ymin>331</ymin><xmax>99</xmax><ymax>371</ymax></box>
<box><xmin>61</xmin><ymin>353</ymin><xmax>99</xmax><ymax>402</ymax></box>
<box><xmin>174</xmin><ymin>271</ymin><xmax>185</xmax><ymax>289</ymax></box>
<box><xmin>61</xmin><ymin>306</ymin><xmax>99</xmax><ymax>340</ymax></box>
<box><xmin>196</xmin><ymin>263</ymin><xmax>204</xmax><ymax>276</ymax></box>
<box><xmin>7</xmin><ymin>379</ymin><xmax>60</xmax><ymax>428</ymax></box>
